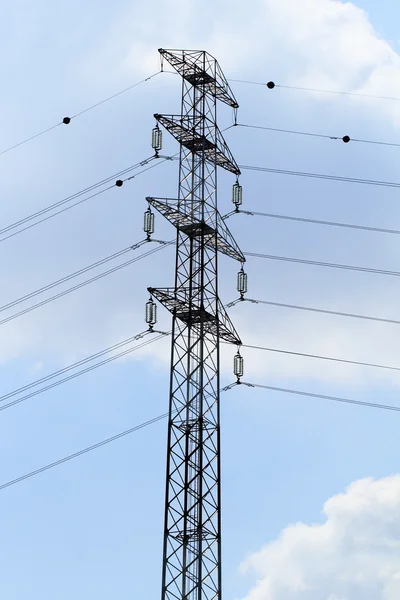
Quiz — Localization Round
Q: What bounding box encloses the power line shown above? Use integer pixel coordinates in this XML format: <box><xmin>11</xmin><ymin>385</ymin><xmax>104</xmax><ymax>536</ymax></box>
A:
<box><xmin>224</xmin><ymin>381</ymin><xmax>400</xmax><ymax>413</ymax></box>
<box><xmin>235</xmin><ymin>122</ymin><xmax>400</xmax><ymax>148</ymax></box>
<box><xmin>0</xmin><ymin>238</ymin><xmax>167</xmax><ymax>316</ymax></box>
<box><xmin>148</xmin><ymin>156</ymin><xmax>400</xmax><ymax>192</ymax></box>
<box><xmin>0</xmin><ymin>72</ymin><xmax>161</xmax><ymax>159</ymax></box>
<box><xmin>4</xmin><ymin>294</ymin><xmax>397</xmax><ymax>413</ymax></box>
<box><xmin>154</xmin><ymin>324</ymin><xmax>400</xmax><ymax>376</ymax></box>
<box><xmin>245</xmin><ymin>251</ymin><xmax>400</xmax><ymax>279</ymax></box>
<box><xmin>0</xmin><ymin>243</ymin><xmax>170</xmax><ymax>328</ymax></box>
<box><xmin>70</xmin><ymin>72</ymin><xmax>161</xmax><ymax>119</ymax></box>
<box><xmin>1</xmin><ymin>163</ymin><xmax>142</xmax><ymax>235</ymax></box>
<box><xmin>0</xmin><ymin>410</ymin><xmax>169</xmax><ymax>492</ymax></box>
<box><xmin>228</xmin><ymin>77</ymin><xmax>400</xmax><ymax>102</ymax></box>
<box><xmin>0</xmin><ymin>332</ymin><xmax>168</xmax><ymax>413</ymax></box>
<box><xmin>0</xmin><ymin>330</ymin><xmax>160</xmax><ymax>404</ymax></box>
<box><xmin>0</xmin><ymin>155</ymin><xmax>171</xmax><ymax>244</ymax></box>
<box><xmin>228</xmin><ymin>209</ymin><xmax>400</xmax><ymax>237</ymax></box>
<box><xmin>239</xmin><ymin>163</ymin><xmax>400</xmax><ymax>189</ymax></box>
<box><xmin>229</xmin><ymin>297</ymin><xmax>400</xmax><ymax>328</ymax></box>
<box><xmin>4</xmin><ymin>374</ymin><xmax>400</xmax><ymax>493</ymax></box>
<box><xmin>0</xmin><ymin>246</ymin><xmax>133</xmax><ymax>314</ymax></box>
<box><xmin>241</xmin><ymin>343</ymin><xmax>400</xmax><ymax>374</ymax></box>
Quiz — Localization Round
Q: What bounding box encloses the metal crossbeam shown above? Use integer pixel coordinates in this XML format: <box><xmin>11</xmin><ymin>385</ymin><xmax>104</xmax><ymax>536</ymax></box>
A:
<box><xmin>154</xmin><ymin>115</ymin><xmax>241</xmax><ymax>176</ymax></box>
<box><xmin>159</xmin><ymin>48</ymin><xmax>239</xmax><ymax>109</ymax></box>
<box><xmin>147</xmin><ymin>197</ymin><xmax>245</xmax><ymax>263</ymax></box>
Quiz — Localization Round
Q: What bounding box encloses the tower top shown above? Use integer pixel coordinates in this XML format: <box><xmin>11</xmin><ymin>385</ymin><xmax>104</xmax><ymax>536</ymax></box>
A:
<box><xmin>159</xmin><ymin>48</ymin><xmax>239</xmax><ymax>109</ymax></box>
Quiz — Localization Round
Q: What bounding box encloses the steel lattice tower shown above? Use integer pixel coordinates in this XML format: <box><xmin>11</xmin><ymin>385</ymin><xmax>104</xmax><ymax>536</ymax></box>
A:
<box><xmin>148</xmin><ymin>49</ymin><xmax>244</xmax><ymax>600</ymax></box>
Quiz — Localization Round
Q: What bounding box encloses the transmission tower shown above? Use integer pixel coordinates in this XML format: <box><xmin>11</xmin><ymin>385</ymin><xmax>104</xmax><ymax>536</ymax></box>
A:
<box><xmin>147</xmin><ymin>48</ymin><xmax>244</xmax><ymax>600</ymax></box>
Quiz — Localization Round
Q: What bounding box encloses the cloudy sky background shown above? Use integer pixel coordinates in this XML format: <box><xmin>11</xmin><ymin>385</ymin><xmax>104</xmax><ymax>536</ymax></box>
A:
<box><xmin>1</xmin><ymin>0</ymin><xmax>400</xmax><ymax>598</ymax></box>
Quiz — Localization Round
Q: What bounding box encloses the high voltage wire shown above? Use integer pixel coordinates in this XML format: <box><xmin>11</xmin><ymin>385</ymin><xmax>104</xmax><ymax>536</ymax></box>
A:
<box><xmin>0</xmin><ymin>332</ymin><xmax>168</xmax><ymax>413</ymax></box>
<box><xmin>228</xmin><ymin>77</ymin><xmax>400</xmax><ymax>102</ymax></box>
<box><xmin>223</xmin><ymin>381</ymin><xmax>400</xmax><ymax>413</ymax></box>
<box><xmin>227</xmin><ymin>209</ymin><xmax>400</xmax><ymax>237</ymax></box>
<box><xmin>0</xmin><ymin>163</ymin><xmax>143</xmax><ymax>235</ymax></box>
<box><xmin>0</xmin><ymin>239</ymin><xmax>164</xmax><ymax>317</ymax></box>
<box><xmin>0</xmin><ymin>411</ymin><xmax>170</xmax><ymax>492</ymax></box>
<box><xmin>3</xmin><ymin>376</ymin><xmax>400</xmax><ymax>493</ymax></box>
<box><xmin>166</xmin><ymin>156</ymin><xmax>400</xmax><ymax>191</ymax></box>
<box><xmin>0</xmin><ymin>330</ymin><xmax>161</xmax><ymax>404</ymax></box>
<box><xmin>70</xmin><ymin>72</ymin><xmax>161</xmax><ymax>119</ymax></box>
<box><xmin>0</xmin><ymin>72</ymin><xmax>161</xmax><ymax>159</ymax></box>
<box><xmin>0</xmin><ymin>243</ymin><xmax>170</xmax><ymax>328</ymax></box>
<box><xmin>229</xmin><ymin>297</ymin><xmax>400</xmax><ymax>328</ymax></box>
<box><xmin>235</xmin><ymin>122</ymin><xmax>400</xmax><ymax>148</ymax></box>
<box><xmin>0</xmin><ymin>246</ymin><xmax>133</xmax><ymax>314</ymax></box>
<box><xmin>3</xmin><ymin>325</ymin><xmax>400</xmax><ymax>416</ymax></box>
<box><xmin>0</xmin><ymin>155</ymin><xmax>173</xmax><ymax>244</ymax></box>
<box><xmin>240</xmin><ymin>343</ymin><xmax>400</xmax><ymax>374</ymax></box>
<box><xmin>245</xmin><ymin>251</ymin><xmax>400</xmax><ymax>279</ymax></box>
<box><xmin>239</xmin><ymin>163</ymin><xmax>400</xmax><ymax>189</ymax></box>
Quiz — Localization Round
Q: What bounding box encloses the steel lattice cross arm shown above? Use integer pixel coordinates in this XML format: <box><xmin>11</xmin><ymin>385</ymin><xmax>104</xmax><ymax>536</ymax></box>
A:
<box><xmin>146</xmin><ymin>197</ymin><xmax>245</xmax><ymax>263</ymax></box>
<box><xmin>154</xmin><ymin>114</ymin><xmax>241</xmax><ymax>175</ymax></box>
<box><xmin>148</xmin><ymin>287</ymin><xmax>241</xmax><ymax>345</ymax></box>
<box><xmin>148</xmin><ymin>48</ymin><xmax>244</xmax><ymax>600</ymax></box>
<box><xmin>159</xmin><ymin>48</ymin><xmax>239</xmax><ymax>109</ymax></box>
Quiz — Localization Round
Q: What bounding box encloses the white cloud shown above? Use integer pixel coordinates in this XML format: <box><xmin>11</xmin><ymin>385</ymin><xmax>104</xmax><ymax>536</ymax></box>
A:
<box><xmin>3</xmin><ymin>0</ymin><xmax>400</xmax><ymax>391</ymax></box>
<box><xmin>240</xmin><ymin>475</ymin><xmax>400</xmax><ymax>600</ymax></box>
<box><xmin>93</xmin><ymin>0</ymin><xmax>400</xmax><ymax>120</ymax></box>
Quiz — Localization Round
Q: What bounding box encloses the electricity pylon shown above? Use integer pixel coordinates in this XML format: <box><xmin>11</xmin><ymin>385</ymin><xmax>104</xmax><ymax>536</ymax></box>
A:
<box><xmin>148</xmin><ymin>48</ymin><xmax>244</xmax><ymax>600</ymax></box>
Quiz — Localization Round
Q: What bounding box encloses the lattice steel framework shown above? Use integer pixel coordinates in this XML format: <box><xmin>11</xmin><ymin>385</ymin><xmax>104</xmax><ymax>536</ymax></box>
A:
<box><xmin>149</xmin><ymin>49</ymin><xmax>244</xmax><ymax>600</ymax></box>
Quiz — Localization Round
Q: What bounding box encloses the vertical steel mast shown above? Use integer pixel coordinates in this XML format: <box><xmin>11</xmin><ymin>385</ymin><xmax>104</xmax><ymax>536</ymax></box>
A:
<box><xmin>148</xmin><ymin>49</ymin><xmax>244</xmax><ymax>600</ymax></box>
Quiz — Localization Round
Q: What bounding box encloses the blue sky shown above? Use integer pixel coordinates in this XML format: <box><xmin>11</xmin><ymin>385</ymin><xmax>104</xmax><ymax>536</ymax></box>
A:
<box><xmin>2</xmin><ymin>1</ymin><xmax>400</xmax><ymax>598</ymax></box>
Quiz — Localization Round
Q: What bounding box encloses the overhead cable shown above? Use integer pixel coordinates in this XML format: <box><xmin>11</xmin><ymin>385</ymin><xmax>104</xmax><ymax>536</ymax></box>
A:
<box><xmin>0</xmin><ymin>330</ymin><xmax>162</xmax><ymax>405</ymax></box>
<box><xmin>240</xmin><ymin>343</ymin><xmax>400</xmax><ymax>374</ymax></box>
<box><xmin>235</xmin><ymin>122</ymin><xmax>400</xmax><ymax>148</ymax></box>
<box><xmin>223</xmin><ymin>381</ymin><xmax>400</xmax><ymax>413</ymax></box>
<box><xmin>0</xmin><ymin>382</ymin><xmax>249</xmax><ymax>492</ymax></box>
<box><xmin>228</xmin><ymin>77</ymin><xmax>400</xmax><ymax>102</ymax></box>
<box><xmin>0</xmin><ymin>155</ymin><xmax>175</xmax><ymax>244</ymax></box>
<box><xmin>0</xmin><ymin>72</ymin><xmax>161</xmax><ymax>159</ymax></box>
<box><xmin>0</xmin><ymin>246</ymin><xmax>133</xmax><ymax>314</ymax></box>
<box><xmin>239</xmin><ymin>163</ymin><xmax>400</xmax><ymax>189</ymax></box>
<box><xmin>0</xmin><ymin>243</ymin><xmax>170</xmax><ymax>328</ymax></box>
<box><xmin>229</xmin><ymin>209</ymin><xmax>400</xmax><ymax>237</ymax></box>
<box><xmin>4</xmin><ymin>326</ymin><xmax>398</xmax><ymax>414</ymax></box>
<box><xmin>147</xmin><ymin>156</ymin><xmax>400</xmax><ymax>191</ymax></box>
<box><xmin>245</xmin><ymin>251</ymin><xmax>400</xmax><ymax>279</ymax></box>
<box><xmin>3</xmin><ymin>376</ymin><xmax>400</xmax><ymax>492</ymax></box>
<box><xmin>0</xmin><ymin>410</ymin><xmax>169</xmax><ymax>492</ymax></box>
<box><xmin>0</xmin><ymin>332</ymin><xmax>168</xmax><ymax>413</ymax></box>
<box><xmin>228</xmin><ymin>297</ymin><xmax>400</xmax><ymax>328</ymax></box>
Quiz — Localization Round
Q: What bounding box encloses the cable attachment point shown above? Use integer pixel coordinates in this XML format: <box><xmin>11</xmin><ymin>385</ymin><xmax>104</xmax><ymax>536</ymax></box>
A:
<box><xmin>232</xmin><ymin>178</ymin><xmax>243</xmax><ymax>212</ymax></box>
<box><xmin>144</xmin><ymin>203</ymin><xmax>155</xmax><ymax>241</ymax></box>
<box><xmin>237</xmin><ymin>265</ymin><xmax>248</xmax><ymax>300</ymax></box>
<box><xmin>234</xmin><ymin>347</ymin><xmax>244</xmax><ymax>384</ymax></box>
<box><xmin>152</xmin><ymin>123</ymin><xmax>163</xmax><ymax>157</ymax></box>
<box><xmin>145</xmin><ymin>296</ymin><xmax>157</xmax><ymax>331</ymax></box>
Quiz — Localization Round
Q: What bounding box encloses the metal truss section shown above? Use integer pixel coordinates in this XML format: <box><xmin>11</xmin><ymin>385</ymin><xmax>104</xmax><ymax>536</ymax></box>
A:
<box><xmin>148</xmin><ymin>287</ymin><xmax>241</xmax><ymax>345</ymax></box>
<box><xmin>154</xmin><ymin>114</ymin><xmax>240</xmax><ymax>175</ymax></box>
<box><xmin>150</xmin><ymin>49</ymin><xmax>243</xmax><ymax>600</ymax></box>
<box><xmin>159</xmin><ymin>48</ymin><xmax>239</xmax><ymax>109</ymax></box>
<box><xmin>147</xmin><ymin>197</ymin><xmax>245</xmax><ymax>263</ymax></box>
